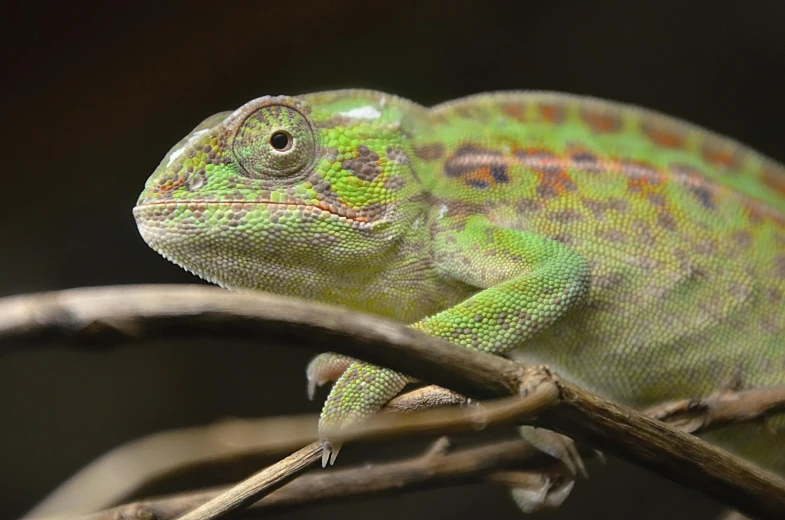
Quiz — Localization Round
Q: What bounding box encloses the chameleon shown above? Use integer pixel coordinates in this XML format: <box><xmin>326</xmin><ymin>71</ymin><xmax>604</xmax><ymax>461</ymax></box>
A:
<box><xmin>133</xmin><ymin>89</ymin><xmax>785</xmax><ymax>509</ymax></box>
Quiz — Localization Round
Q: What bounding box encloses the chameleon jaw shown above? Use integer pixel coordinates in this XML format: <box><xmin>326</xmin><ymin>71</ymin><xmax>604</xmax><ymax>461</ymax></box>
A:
<box><xmin>133</xmin><ymin>200</ymin><xmax>369</xmax><ymax>224</ymax></box>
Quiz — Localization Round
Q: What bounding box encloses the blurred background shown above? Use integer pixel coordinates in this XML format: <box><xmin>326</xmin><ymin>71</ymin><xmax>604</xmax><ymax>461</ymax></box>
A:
<box><xmin>2</xmin><ymin>1</ymin><xmax>784</xmax><ymax>518</ymax></box>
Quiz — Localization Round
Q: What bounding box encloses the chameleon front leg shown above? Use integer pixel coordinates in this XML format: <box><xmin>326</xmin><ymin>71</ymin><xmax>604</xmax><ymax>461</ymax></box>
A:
<box><xmin>305</xmin><ymin>353</ymin><xmax>356</xmax><ymax>400</ymax></box>
<box><xmin>319</xmin><ymin>216</ymin><xmax>591</xmax><ymax>464</ymax></box>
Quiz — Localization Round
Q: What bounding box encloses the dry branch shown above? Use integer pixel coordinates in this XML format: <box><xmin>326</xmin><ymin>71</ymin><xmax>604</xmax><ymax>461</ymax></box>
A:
<box><xmin>77</xmin><ymin>438</ymin><xmax>548</xmax><ymax>520</ymax></box>
<box><xmin>174</xmin><ymin>442</ymin><xmax>322</xmax><ymax>520</ymax></box>
<box><xmin>22</xmin><ymin>416</ymin><xmax>318</xmax><ymax>519</ymax></box>
<box><xmin>3</xmin><ymin>285</ymin><xmax>785</xmax><ymax>519</ymax></box>
<box><xmin>24</xmin><ymin>386</ymin><xmax>468</xmax><ymax>519</ymax></box>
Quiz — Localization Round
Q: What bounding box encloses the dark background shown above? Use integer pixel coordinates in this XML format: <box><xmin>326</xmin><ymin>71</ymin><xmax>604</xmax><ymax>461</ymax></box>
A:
<box><xmin>2</xmin><ymin>1</ymin><xmax>784</xmax><ymax>518</ymax></box>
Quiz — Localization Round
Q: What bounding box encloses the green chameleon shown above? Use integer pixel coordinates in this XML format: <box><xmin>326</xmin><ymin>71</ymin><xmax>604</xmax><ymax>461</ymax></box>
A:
<box><xmin>133</xmin><ymin>90</ymin><xmax>785</xmax><ymax>510</ymax></box>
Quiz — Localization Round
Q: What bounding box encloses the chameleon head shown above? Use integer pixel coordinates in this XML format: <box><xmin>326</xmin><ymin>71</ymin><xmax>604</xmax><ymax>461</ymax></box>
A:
<box><xmin>133</xmin><ymin>92</ymin><xmax>428</xmax><ymax>306</ymax></box>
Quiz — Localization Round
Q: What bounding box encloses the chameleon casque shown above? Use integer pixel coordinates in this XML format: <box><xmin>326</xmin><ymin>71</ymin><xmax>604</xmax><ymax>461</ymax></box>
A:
<box><xmin>133</xmin><ymin>90</ymin><xmax>785</xmax><ymax>509</ymax></box>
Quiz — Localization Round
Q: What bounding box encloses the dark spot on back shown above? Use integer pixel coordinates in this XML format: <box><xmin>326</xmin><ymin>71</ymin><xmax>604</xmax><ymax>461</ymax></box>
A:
<box><xmin>444</xmin><ymin>145</ymin><xmax>510</xmax><ymax>188</ymax></box>
<box><xmin>596</xmin><ymin>228</ymin><xmax>629</xmax><ymax>244</ymax></box>
<box><xmin>658</xmin><ymin>212</ymin><xmax>678</xmax><ymax>231</ymax></box>
<box><xmin>594</xmin><ymin>271</ymin><xmax>626</xmax><ymax>289</ymax></box>
<box><xmin>572</xmin><ymin>151</ymin><xmax>598</xmax><ymax>163</ymax></box>
<box><xmin>694</xmin><ymin>238</ymin><xmax>718</xmax><ymax>256</ymax></box>
<box><xmin>671</xmin><ymin>163</ymin><xmax>718</xmax><ymax>210</ymax></box>
<box><xmin>691</xmin><ymin>185</ymin><xmax>716</xmax><ymax>209</ymax></box>
<box><xmin>515</xmin><ymin>149</ymin><xmax>577</xmax><ymax>200</ymax></box>
<box><xmin>516</xmin><ymin>198</ymin><xmax>542</xmax><ymax>214</ymax></box>
<box><xmin>732</xmin><ymin>230</ymin><xmax>753</xmax><ymax>248</ymax></box>
<box><xmin>549</xmin><ymin>209</ymin><xmax>584</xmax><ymax>223</ymax></box>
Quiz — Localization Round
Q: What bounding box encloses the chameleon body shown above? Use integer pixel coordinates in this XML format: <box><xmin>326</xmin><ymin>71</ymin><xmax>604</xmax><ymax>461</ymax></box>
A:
<box><xmin>134</xmin><ymin>90</ymin><xmax>785</xmax><ymax>482</ymax></box>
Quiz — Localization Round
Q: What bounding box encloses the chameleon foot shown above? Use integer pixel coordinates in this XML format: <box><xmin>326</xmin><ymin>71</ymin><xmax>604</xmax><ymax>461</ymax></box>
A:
<box><xmin>318</xmin><ymin>360</ymin><xmax>412</xmax><ymax>465</ymax></box>
<box><xmin>508</xmin><ymin>474</ymin><xmax>575</xmax><ymax>514</ymax></box>
<box><xmin>518</xmin><ymin>425</ymin><xmax>587</xmax><ymax>477</ymax></box>
<box><xmin>306</xmin><ymin>353</ymin><xmax>355</xmax><ymax>400</ymax></box>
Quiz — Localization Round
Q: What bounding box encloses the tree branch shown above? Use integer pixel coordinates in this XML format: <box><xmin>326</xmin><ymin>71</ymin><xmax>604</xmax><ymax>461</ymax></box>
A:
<box><xmin>76</xmin><ymin>438</ymin><xmax>549</xmax><ymax>520</ymax></box>
<box><xmin>174</xmin><ymin>442</ymin><xmax>322</xmax><ymax>520</ymax></box>
<box><xmin>2</xmin><ymin>285</ymin><xmax>785</xmax><ymax>518</ymax></box>
<box><xmin>21</xmin><ymin>416</ymin><xmax>318</xmax><ymax>519</ymax></box>
<box><xmin>644</xmin><ymin>386</ymin><xmax>785</xmax><ymax>434</ymax></box>
<box><xmin>24</xmin><ymin>386</ymin><xmax>468</xmax><ymax>520</ymax></box>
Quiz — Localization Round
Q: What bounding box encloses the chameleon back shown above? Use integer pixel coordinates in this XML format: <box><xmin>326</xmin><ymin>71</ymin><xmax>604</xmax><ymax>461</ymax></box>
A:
<box><xmin>408</xmin><ymin>91</ymin><xmax>785</xmax><ymax>474</ymax></box>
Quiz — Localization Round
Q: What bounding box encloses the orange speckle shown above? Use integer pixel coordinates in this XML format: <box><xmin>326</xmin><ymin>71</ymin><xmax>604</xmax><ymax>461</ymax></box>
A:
<box><xmin>581</xmin><ymin>107</ymin><xmax>621</xmax><ymax>133</ymax></box>
<box><xmin>701</xmin><ymin>143</ymin><xmax>739</xmax><ymax>168</ymax></box>
<box><xmin>539</xmin><ymin>103</ymin><xmax>564</xmax><ymax>124</ymax></box>
<box><xmin>623</xmin><ymin>159</ymin><xmax>664</xmax><ymax>196</ymax></box>
<box><xmin>642</xmin><ymin>121</ymin><xmax>685</xmax><ymax>149</ymax></box>
<box><xmin>762</xmin><ymin>164</ymin><xmax>785</xmax><ymax>197</ymax></box>
<box><xmin>501</xmin><ymin>103</ymin><xmax>526</xmax><ymax>122</ymax></box>
<box><xmin>464</xmin><ymin>167</ymin><xmax>494</xmax><ymax>185</ymax></box>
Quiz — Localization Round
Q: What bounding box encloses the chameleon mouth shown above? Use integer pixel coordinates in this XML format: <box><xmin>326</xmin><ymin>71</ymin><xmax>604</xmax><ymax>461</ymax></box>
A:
<box><xmin>133</xmin><ymin>200</ymin><xmax>367</xmax><ymax>223</ymax></box>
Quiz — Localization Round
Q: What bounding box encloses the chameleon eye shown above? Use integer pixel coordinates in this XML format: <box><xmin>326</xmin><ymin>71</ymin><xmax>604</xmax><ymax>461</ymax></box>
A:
<box><xmin>269</xmin><ymin>131</ymin><xmax>292</xmax><ymax>151</ymax></box>
<box><xmin>232</xmin><ymin>105</ymin><xmax>315</xmax><ymax>178</ymax></box>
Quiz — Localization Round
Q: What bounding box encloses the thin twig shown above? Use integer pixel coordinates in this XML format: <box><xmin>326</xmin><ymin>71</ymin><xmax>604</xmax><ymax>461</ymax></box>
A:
<box><xmin>24</xmin><ymin>385</ymin><xmax>467</xmax><ymax>519</ymax></box>
<box><xmin>77</xmin><ymin>438</ymin><xmax>547</xmax><ymax>520</ymax></box>
<box><xmin>644</xmin><ymin>386</ymin><xmax>785</xmax><ymax>434</ymax></box>
<box><xmin>152</xmin><ymin>373</ymin><xmax>560</xmax><ymax>520</ymax></box>
<box><xmin>174</xmin><ymin>441</ymin><xmax>322</xmax><ymax>520</ymax></box>
<box><xmin>22</xmin><ymin>416</ymin><xmax>318</xmax><ymax>519</ymax></box>
<box><xmin>2</xmin><ymin>285</ymin><xmax>785</xmax><ymax>518</ymax></box>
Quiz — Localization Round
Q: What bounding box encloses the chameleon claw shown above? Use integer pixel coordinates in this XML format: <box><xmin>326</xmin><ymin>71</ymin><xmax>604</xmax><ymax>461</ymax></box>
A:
<box><xmin>306</xmin><ymin>353</ymin><xmax>355</xmax><ymax>401</ymax></box>
<box><xmin>307</xmin><ymin>379</ymin><xmax>318</xmax><ymax>401</ymax></box>
<box><xmin>321</xmin><ymin>441</ymin><xmax>342</xmax><ymax>467</ymax></box>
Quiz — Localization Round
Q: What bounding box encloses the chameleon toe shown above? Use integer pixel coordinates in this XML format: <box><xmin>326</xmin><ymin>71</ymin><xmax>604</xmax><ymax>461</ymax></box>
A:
<box><xmin>306</xmin><ymin>353</ymin><xmax>355</xmax><ymax>400</ymax></box>
<box><xmin>321</xmin><ymin>441</ymin><xmax>342</xmax><ymax>468</ymax></box>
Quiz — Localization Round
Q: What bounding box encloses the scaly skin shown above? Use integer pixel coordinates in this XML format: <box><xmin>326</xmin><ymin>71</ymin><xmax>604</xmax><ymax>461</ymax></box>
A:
<box><xmin>134</xmin><ymin>90</ymin><xmax>785</xmax><ymax>480</ymax></box>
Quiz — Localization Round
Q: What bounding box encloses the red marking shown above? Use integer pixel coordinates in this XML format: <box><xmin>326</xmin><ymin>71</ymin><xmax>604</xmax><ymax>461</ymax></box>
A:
<box><xmin>642</xmin><ymin>122</ymin><xmax>685</xmax><ymax>149</ymax></box>
<box><xmin>155</xmin><ymin>177</ymin><xmax>185</xmax><ymax>193</ymax></box>
<box><xmin>743</xmin><ymin>202</ymin><xmax>765</xmax><ymax>225</ymax></box>
<box><xmin>539</xmin><ymin>103</ymin><xmax>564</xmax><ymax>124</ymax></box>
<box><xmin>581</xmin><ymin>108</ymin><xmax>621</xmax><ymax>133</ymax></box>
<box><xmin>622</xmin><ymin>159</ymin><xmax>663</xmax><ymax>196</ymax></box>
<box><xmin>463</xmin><ymin>166</ymin><xmax>495</xmax><ymax>185</ymax></box>
<box><xmin>501</xmin><ymin>103</ymin><xmax>526</xmax><ymax>121</ymax></box>
<box><xmin>537</xmin><ymin>168</ymin><xmax>576</xmax><ymax>198</ymax></box>
<box><xmin>762</xmin><ymin>164</ymin><xmax>785</xmax><ymax>197</ymax></box>
<box><xmin>516</xmin><ymin>149</ymin><xmax>576</xmax><ymax>198</ymax></box>
<box><xmin>701</xmin><ymin>144</ymin><xmax>739</xmax><ymax>168</ymax></box>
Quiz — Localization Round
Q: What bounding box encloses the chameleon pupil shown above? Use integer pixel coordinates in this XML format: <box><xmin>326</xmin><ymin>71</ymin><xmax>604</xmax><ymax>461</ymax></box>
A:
<box><xmin>270</xmin><ymin>131</ymin><xmax>292</xmax><ymax>151</ymax></box>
